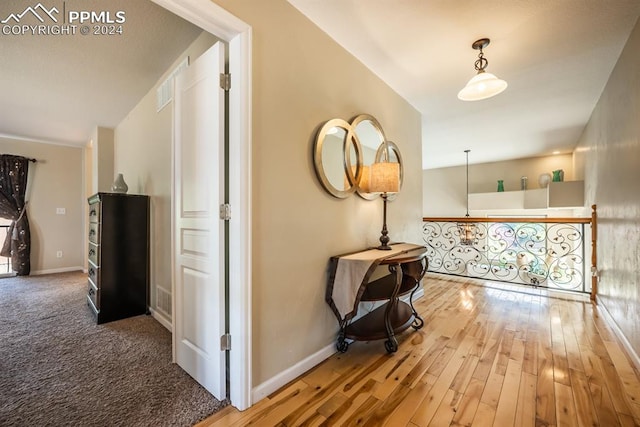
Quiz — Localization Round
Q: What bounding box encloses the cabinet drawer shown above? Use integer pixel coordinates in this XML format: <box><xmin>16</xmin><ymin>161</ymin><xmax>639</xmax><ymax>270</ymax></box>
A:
<box><xmin>88</xmin><ymin>259</ymin><xmax>100</xmax><ymax>284</ymax></box>
<box><xmin>87</xmin><ymin>279</ymin><xmax>99</xmax><ymax>310</ymax></box>
<box><xmin>88</xmin><ymin>202</ymin><xmax>101</xmax><ymax>223</ymax></box>
<box><xmin>88</xmin><ymin>222</ymin><xmax>100</xmax><ymax>244</ymax></box>
<box><xmin>88</xmin><ymin>242</ymin><xmax>100</xmax><ymax>266</ymax></box>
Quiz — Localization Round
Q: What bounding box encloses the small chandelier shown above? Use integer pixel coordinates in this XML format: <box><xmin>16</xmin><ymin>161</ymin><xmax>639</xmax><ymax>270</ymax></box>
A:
<box><xmin>458</xmin><ymin>38</ymin><xmax>507</xmax><ymax>101</ymax></box>
<box><xmin>458</xmin><ymin>149</ymin><xmax>477</xmax><ymax>245</ymax></box>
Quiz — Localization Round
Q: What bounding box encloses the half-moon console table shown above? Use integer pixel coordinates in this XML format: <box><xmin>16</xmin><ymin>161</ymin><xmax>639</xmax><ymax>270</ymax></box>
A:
<box><xmin>326</xmin><ymin>243</ymin><xmax>428</xmax><ymax>353</ymax></box>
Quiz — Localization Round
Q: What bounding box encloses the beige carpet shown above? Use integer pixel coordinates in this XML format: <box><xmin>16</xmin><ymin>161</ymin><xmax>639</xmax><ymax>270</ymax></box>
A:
<box><xmin>0</xmin><ymin>271</ymin><xmax>228</xmax><ymax>426</ymax></box>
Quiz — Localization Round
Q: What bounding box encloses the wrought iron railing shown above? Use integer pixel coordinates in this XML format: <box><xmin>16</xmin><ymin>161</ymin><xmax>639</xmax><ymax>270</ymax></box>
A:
<box><xmin>422</xmin><ymin>209</ymin><xmax>596</xmax><ymax>297</ymax></box>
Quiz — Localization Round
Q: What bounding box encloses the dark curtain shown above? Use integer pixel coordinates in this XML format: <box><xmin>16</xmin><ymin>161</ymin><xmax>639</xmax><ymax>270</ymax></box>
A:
<box><xmin>0</xmin><ymin>155</ymin><xmax>31</xmax><ymax>275</ymax></box>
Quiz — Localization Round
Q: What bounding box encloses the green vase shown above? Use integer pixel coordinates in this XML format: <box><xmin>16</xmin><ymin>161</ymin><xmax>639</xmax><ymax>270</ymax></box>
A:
<box><xmin>497</xmin><ymin>180</ymin><xmax>504</xmax><ymax>192</ymax></box>
<box><xmin>552</xmin><ymin>169</ymin><xmax>563</xmax><ymax>182</ymax></box>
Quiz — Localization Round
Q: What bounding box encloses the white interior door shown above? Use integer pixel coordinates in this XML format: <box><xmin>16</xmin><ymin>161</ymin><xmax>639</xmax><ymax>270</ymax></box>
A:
<box><xmin>173</xmin><ymin>42</ymin><xmax>226</xmax><ymax>399</ymax></box>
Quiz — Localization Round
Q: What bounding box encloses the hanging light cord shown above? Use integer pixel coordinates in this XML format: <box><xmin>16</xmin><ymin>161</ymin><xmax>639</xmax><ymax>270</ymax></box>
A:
<box><xmin>465</xmin><ymin>149</ymin><xmax>470</xmax><ymax>217</ymax></box>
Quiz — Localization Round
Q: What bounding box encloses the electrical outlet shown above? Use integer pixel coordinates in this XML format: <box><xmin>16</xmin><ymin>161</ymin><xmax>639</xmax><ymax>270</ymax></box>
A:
<box><xmin>56</xmin><ymin>208</ymin><xmax>66</xmax><ymax>215</ymax></box>
<box><xmin>56</xmin><ymin>251</ymin><xmax>63</xmax><ymax>258</ymax></box>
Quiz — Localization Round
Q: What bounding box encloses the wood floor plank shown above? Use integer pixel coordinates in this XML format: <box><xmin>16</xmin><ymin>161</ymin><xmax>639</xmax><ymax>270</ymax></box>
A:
<box><xmin>493</xmin><ymin>359</ymin><xmax>522</xmax><ymax>427</ymax></box>
<box><xmin>589</xmin><ymin>380</ymin><xmax>621</xmax><ymax>427</ymax></box>
<box><xmin>450</xmin><ymin>377</ymin><xmax>484</xmax><ymax>427</ymax></box>
<box><xmin>600</xmin><ymin>356</ymin><xmax>638</xmax><ymax>419</ymax></box>
<box><xmin>428</xmin><ymin>388</ymin><xmax>460</xmax><ymax>426</ymax></box>
<box><xmin>381</xmin><ymin>379</ymin><xmax>435</xmax><ymax>427</ymax></box>
<box><xmin>554</xmin><ymin>382</ymin><xmax>579</xmax><ymax>427</ymax></box>
<box><xmin>513</xmin><ymin>371</ymin><xmax>536</xmax><ymax>427</ymax></box>
<box><xmin>472</xmin><ymin>401</ymin><xmax>496</xmax><ymax>426</ymax></box>
<box><xmin>522</xmin><ymin>330</ymin><xmax>538</xmax><ymax>376</ymax></box>
<box><xmin>569</xmin><ymin>368</ymin><xmax>599</xmax><ymax>427</ymax></box>
<box><xmin>604</xmin><ymin>340</ymin><xmax>640</xmax><ymax>409</ymax></box>
<box><xmin>479</xmin><ymin>365</ymin><xmax>504</xmax><ymax>410</ymax></box>
<box><xmin>318</xmin><ymin>378</ymin><xmax>378</xmax><ymax>426</ymax></box>
<box><xmin>409</xmin><ymin>342</ymin><xmax>470</xmax><ymax>425</ymax></box>
<box><xmin>579</xmin><ymin>344</ymin><xmax>622</xmax><ymax>427</ymax></box>
<box><xmin>400</xmin><ymin>335</ymin><xmax>449</xmax><ymax>389</ymax></box>
<box><xmin>535</xmin><ymin>343</ymin><xmax>557</xmax><ymax>427</ymax></box>
<box><xmin>340</xmin><ymin>395</ymin><xmax>381</xmax><ymax>426</ymax></box>
<box><xmin>361</xmin><ymin>383</ymin><xmax>413</xmax><ymax>427</ymax></box>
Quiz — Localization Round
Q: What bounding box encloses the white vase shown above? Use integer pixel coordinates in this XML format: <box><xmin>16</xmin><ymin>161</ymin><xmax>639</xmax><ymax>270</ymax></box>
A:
<box><xmin>538</xmin><ymin>173</ymin><xmax>551</xmax><ymax>189</ymax></box>
<box><xmin>111</xmin><ymin>173</ymin><xmax>128</xmax><ymax>193</ymax></box>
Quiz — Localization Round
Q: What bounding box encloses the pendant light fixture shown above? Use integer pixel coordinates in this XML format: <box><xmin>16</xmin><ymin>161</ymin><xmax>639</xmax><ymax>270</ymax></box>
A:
<box><xmin>458</xmin><ymin>149</ymin><xmax>476</xmax><ymax>245</ymax></box>
<box><xmin>458</xmin><ymin>38</ymin><xmax>507</xmax><ymax>101</ymax></box>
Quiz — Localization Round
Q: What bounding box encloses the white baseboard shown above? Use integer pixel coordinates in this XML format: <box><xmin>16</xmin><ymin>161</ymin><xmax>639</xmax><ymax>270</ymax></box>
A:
<box><xmin>252</xmin><ymin>342</ymin><xmax>336</xmax><ymax>403</ymax></box>
<box><xmin>597</xmin><ymin>301</ymin><xmax>640</xmax><ymax>370</ymax></box>
<box><xmin>250</xmin><ymin>286</ymin><xmax>426</xmax><ymax>404</ymax></box>
<box><xmin>150</xmin><ymin>308</ymin><xmax>172</xmax><ymax>332</ymax></box>
<box><xmin>31</xmin><ymin>266</ymin><xmax>84</xmax><ymax>275</ymax></box>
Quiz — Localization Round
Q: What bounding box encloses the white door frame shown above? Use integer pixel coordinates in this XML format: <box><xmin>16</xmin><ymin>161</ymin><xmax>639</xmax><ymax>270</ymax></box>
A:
<box><xmin>151</xmin><ymin>0</ymin><xmax>252</xmax><ymax>411</ymax></box>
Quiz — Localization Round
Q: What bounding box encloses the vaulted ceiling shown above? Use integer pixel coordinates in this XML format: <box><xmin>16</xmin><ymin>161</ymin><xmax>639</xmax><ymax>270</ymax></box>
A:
<box><xmin>289</xmin><ymin>0</ymin><xmax>640</xmax><ymax>169</ymax></box>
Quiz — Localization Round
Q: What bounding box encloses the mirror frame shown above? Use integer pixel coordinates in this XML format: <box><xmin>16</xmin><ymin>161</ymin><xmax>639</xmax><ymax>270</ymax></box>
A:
<box><xmin>349</xmin><ymin>114</ymin><xmax>387</xmax><ymax>200</ymax></box>
<box><xmin>313</xmin><ymin>118</ymin><xmax>361</xmax><ymax>198</ymax></box>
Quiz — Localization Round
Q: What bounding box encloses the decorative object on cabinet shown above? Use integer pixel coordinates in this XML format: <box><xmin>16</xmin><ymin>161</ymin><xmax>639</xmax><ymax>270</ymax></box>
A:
<box><xmin>312</xmin><ymin>114</ymin><xmax>403</xmax><ymax>200</ymax></box>
<box><xmin>457</xmin><ymin>149</ymin><xmax>477</xmax><ymax>246</ymax></box>
<box><xmin>552</xmin><ymin>169</ymin><xmax>564</xmax><ymax>182</ymax></box>
<box><xmin>111</xmin><ymin>173</ymin><xmax>129</xmax><ymax>193</ymax></box>
<box><xmin>457</xmin><ymin>38</ymin><xmax>508</xmax><ymax>101</ymax></box>
<box><xmin>497</xmin><ymin>179</ymin><xmax>504</xmax><ymax>192</ymax></box>
<box><xmin>370</xmin><ymin>141</ymin><xmax>400</xmax><ymax>250</ymax></box>
<box><xmin>538</xmin><ymin>172</ymin><xmax>551</xmax><ymax>188</ymax></box>
<box><xmin>326</xmin><ymin>243</ymin><xmax>428</xmax><ymax>353</ymax></box>
<box><xmin>87</xmin><ymin>192</ymin><xmax>149</xmax><ymax>324</ymax></box>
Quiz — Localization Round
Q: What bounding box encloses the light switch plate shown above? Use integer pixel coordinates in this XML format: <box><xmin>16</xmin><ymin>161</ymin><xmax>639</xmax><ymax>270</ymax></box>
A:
<box><xmin>56</xmin><ymin>208</ymin><xmax>66</xmax><ymax>215</ymax></box>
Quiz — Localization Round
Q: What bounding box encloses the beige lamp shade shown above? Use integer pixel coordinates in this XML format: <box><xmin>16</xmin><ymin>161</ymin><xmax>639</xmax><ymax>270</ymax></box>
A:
<box><xmin>370</xmin><ymin>162</ymin><xmax>400</xmax><ymax>193</ymax></box>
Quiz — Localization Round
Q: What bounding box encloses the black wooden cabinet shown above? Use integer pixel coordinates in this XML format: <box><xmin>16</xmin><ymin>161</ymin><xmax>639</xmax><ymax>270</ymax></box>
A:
<box><xmin>87</xmin><ymin>193</ymin><xmax>149</xmax><ymax>324</ymax></box>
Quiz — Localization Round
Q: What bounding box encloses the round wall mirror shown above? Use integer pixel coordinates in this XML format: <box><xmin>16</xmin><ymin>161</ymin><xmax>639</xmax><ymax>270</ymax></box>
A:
<box><xmin>350</xmin><ymin>115</ymin><xmax>387</xmax><ymax>200</ymax></box>
<box><xmin>313</xmin><ymin>118</ymin><xmax>361</xmax><ymax>198</ymax></box>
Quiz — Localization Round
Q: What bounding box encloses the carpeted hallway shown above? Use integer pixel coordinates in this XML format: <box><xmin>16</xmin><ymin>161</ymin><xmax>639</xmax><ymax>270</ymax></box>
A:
<box><xmin>0</xmin><ymin>271</ymin><xmax>227</xmax><ymax>427</ymax></box>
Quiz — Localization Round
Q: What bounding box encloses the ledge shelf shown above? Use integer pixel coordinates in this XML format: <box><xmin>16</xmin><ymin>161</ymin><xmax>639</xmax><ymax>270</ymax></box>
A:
<box><xmin>468</xmin><ymin>181</ymin><xmax>584</xmax><ymax>211</ymax></box>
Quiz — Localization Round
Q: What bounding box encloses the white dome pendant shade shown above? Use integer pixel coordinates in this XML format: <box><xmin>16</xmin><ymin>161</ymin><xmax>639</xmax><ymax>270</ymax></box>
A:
<box><xmin>458</xmin><ymin>38</ymin><xmax>507</xmax><ymax>101</ymax></box>
<box><xmin>458</xmin><ymin>71</ymin><xmax>508</xmax><ymax>101</ymax></box>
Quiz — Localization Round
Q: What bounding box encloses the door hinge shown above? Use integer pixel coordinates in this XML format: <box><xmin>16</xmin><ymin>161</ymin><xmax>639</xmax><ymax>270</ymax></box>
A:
<box><xmin>220</xmin><ymin>73</ymin><xmax>231</xmax><ymax>91</ymax></box>
<box><xmin>220</xmin><ymin>333</ymin><xmax>231</xmax><ymax>351</ymax></box>
<box><xmin>219</xmin><ymin>203</ymin><xmax>231</xmax><ymax>221</ymax></box>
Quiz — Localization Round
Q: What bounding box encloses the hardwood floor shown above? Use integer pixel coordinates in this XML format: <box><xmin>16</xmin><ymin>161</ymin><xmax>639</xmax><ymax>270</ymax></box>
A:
<box><xmin>198</xmin><ymin>274</ymin><xmax>640</xmax><ymax>426</ymax></box>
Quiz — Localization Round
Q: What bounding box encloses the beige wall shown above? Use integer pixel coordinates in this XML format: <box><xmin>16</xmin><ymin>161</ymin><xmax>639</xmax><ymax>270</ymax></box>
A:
<box><xmin>0</xmin><ymin>137</ymin><xmax>84</xmax><ymax>274</ymax></box>
<box><xmin>90</xmin><ymin>127</ymin><xmax>114</xmax><ymax>193</ymax></box>
<box><xmin>114</xmin><ymin>32</ymin><xmax>218</xmax><ymax>321</ymax></box>
<box><xmin>213</xmin><ymin>0</ymin><xmax>422</xmax><ymax>386</ymax></box>
<box><xmin>575</xmin><ymin>18</ymin><xmax>640</xmax><ymax>358</ymax></box>
<box><xmin>423</xmin><ymin>154</ymin><xmax>575</xmax><ymax>216</ymax></box>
